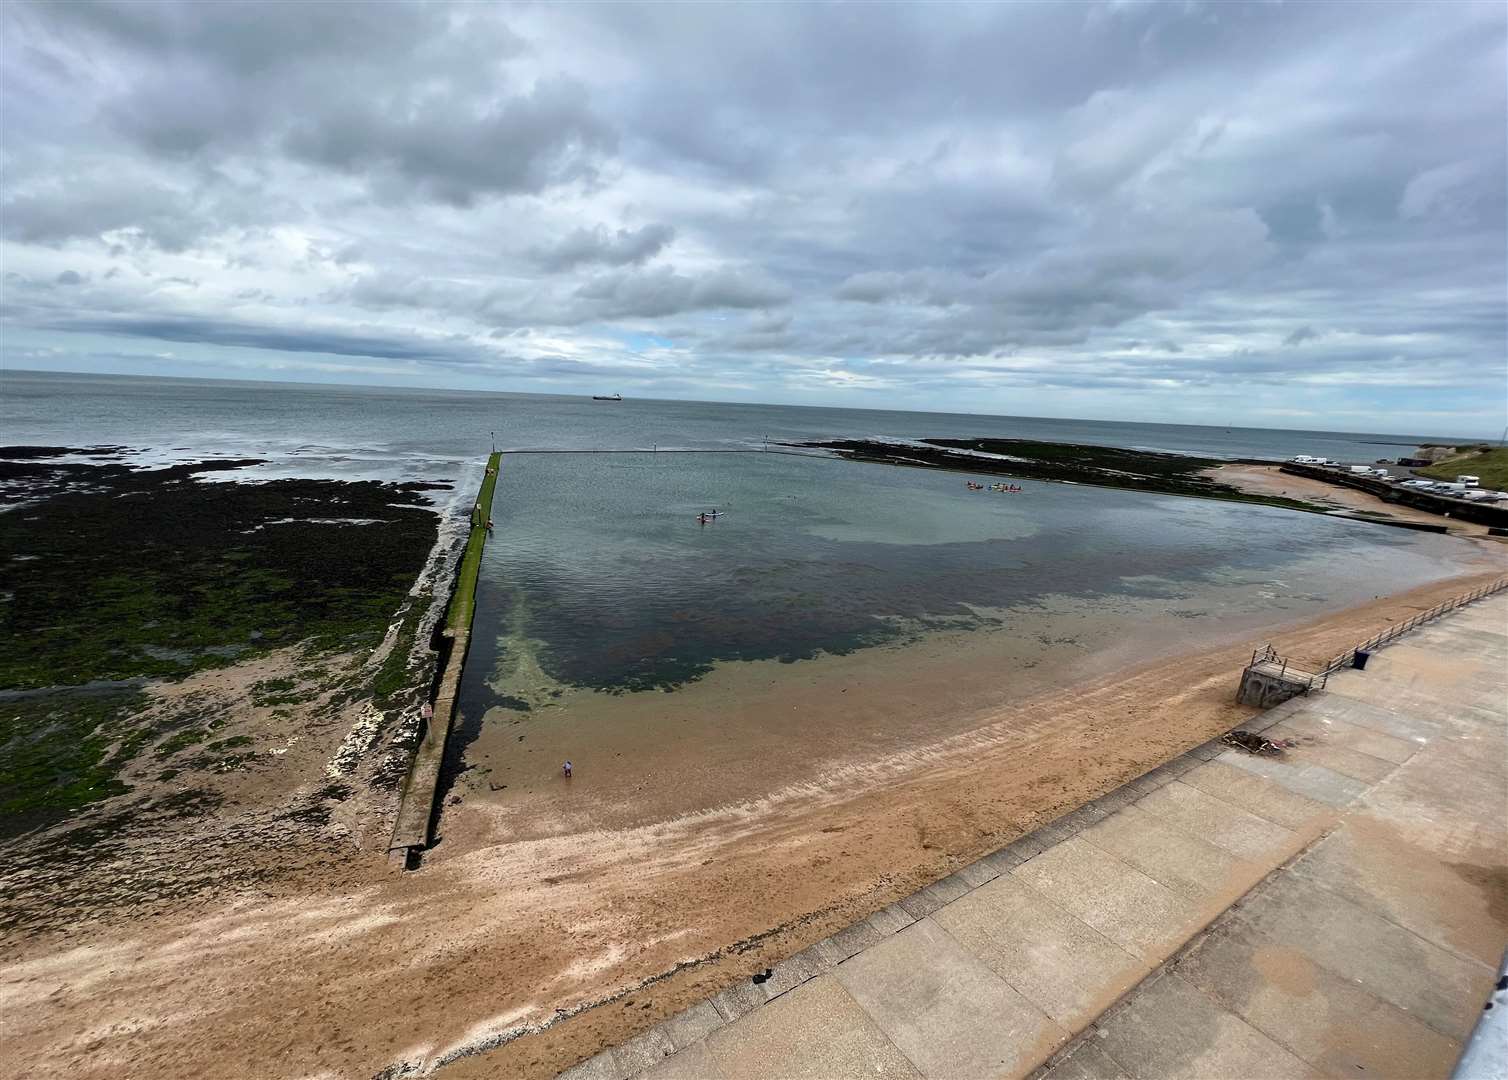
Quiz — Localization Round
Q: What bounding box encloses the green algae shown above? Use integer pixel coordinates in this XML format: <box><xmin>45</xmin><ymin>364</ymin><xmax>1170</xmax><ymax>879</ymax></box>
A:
<box><xmin>0</xmin><ymin>451</ymin><xmax>443</xmax><ymax>832</ymax></box>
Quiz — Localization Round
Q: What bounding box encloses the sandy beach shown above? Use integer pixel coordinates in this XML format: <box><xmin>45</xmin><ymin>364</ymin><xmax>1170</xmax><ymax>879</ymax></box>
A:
<box><xmin>4</xmin><ymin>561</ymin><xmax>1505</xmax><ymax>1080</ymax></box>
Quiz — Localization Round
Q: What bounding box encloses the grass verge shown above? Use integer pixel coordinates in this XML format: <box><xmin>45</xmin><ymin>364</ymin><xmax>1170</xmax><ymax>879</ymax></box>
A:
<box><xmin>1418</xmin><ymin>447</ymin><xmax>1508</xmax><ymax>491</ymax></box>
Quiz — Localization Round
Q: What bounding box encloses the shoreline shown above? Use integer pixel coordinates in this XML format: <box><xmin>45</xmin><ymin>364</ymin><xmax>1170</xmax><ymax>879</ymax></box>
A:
<box><xmin>6</xmin><ymin>566</ymin><xmax>1506</xmax><ymax>1080</ymax></box>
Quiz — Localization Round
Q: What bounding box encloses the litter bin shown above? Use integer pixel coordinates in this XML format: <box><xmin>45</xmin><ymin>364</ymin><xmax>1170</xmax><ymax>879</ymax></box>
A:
<box><xmin>1353</xmin><ymin>649</ymin><xmax>1371</xmax><ymax>670</ymax></box>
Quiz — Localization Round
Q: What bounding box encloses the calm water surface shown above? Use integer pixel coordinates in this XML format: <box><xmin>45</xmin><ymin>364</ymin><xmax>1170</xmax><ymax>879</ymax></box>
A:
<box><xmin>4</xmin><ymin>369</ymin><xmax>1484</xmax><ymax>715</ymax></box>
<box><xmin>462</xmin><ymin>450</ymin><xmax>1478</xmax><ymax>707</ymax></box>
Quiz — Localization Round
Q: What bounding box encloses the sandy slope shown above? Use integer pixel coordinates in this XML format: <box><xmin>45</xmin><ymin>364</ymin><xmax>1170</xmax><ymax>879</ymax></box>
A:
<box><xmin>3</xmin><ymin>566</ymin><xmax>1505</xmax><ymax>1080</ymax></box>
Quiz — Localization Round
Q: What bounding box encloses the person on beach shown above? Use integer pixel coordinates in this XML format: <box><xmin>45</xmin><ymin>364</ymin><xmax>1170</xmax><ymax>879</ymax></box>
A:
<box><xmin>562</xmin><ymin>760</ymin><xmax>573</xmax><ymax>779</ymax></box>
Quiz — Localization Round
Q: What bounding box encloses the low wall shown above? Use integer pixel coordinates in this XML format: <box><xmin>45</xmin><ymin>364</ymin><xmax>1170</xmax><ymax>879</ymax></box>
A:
<box><xmin>1279</xmin><ymin>464</ymin><xmax>1508</xmax><ymax>528</ymax></box>
<box><xmin>387</xmin><ymin>452</ymin><xmax>502</xmax><ymax>866</ymax></box>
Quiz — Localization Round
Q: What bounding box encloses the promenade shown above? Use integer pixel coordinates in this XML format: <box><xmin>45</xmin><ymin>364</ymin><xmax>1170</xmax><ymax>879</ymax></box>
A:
<box><xmin>562</xmin><ymin>593</ymin><xmax>1507</xmax><ymax>1080</ymax></box>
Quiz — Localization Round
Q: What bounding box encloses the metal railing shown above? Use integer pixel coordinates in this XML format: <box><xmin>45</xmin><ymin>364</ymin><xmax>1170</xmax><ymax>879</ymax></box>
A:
<box><xmin>1243</xmin><ymin>576</ymin><xmax>1508</xmax><ymax>696</ymax></box>
<box><xmin>1314</xmin><ymin>576</ymin><xmax>1508</xmax><ymax>688</ymax></box>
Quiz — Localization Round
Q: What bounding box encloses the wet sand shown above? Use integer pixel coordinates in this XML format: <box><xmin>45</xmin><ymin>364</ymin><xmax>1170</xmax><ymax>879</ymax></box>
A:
<box><xmin>4</xmin><ymin>559</ymin><xmax>1505</xmax><ymax>1080</ymax></box>
<box><xmin>451</xmin><ymin>583</ymin><xmax>1447</xmax><ymax>841</ymax></box>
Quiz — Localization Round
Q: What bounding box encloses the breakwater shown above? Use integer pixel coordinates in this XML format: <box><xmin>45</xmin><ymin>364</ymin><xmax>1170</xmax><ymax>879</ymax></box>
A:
<box><xmin>388</xmin><ymin>451</ymin><xmax>501</xmax><ymax>867</ymax></box>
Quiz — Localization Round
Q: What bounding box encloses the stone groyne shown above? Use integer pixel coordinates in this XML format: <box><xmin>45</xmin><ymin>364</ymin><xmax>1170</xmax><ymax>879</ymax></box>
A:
<box><xmin>387</xmin><ymin>451</ymin><xmax>501</xmax><ymax>868</ymax></box>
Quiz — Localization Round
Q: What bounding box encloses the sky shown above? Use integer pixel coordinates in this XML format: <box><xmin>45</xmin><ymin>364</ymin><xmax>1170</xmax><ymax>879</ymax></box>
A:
<box><xmin>2</xmin><ymin>1</ymin><xmax>1505</xmax><ymax>436</ymax></box>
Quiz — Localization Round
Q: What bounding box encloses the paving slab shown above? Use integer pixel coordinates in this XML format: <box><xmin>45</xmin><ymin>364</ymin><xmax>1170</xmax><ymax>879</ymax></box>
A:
<box><xmin>639</xmin><ymin>1040</ymin><xmax>727</xmax><ymax>1080</ymax></box>
<box><xmin>834</xmin><ymin>917</ymin><xmax>1066</xmax><ymax>1079</ymax></box>
<box><xmin>812</xmin><ymin>917</ymin><xmax>885</xmax><ymax>968</ymax></box>
<box><xmin>757</xmin><ymin>946</ymin><xmax>823</xmax><ymax>1000</ymax></box>
<box><xmin>930</xmin><ymin>872</ymin><xmax>1149</xmax><ymax>1029</ymax></box>
<box><xmin>657</xmin><ymin>1000</ymin><xmax>725</xmax><ymax>1052</ymax></box>
<box><xmin>1084</xmin><ymin>785</ymin><xmax>1140</xmax><ymax>815</ymax></box>
<box><xmin>705</xmin><ymin>975</ymin><xmax>920</xmax><ymax>1080</ymax></box>
<box><xmin>1292</xmin><ymin>692</ymin><xmax>1444</xmax><ymax>744</ymax></box>
<box><xmin>1039</xmin><ymin>1041</ymin><xmax>1130</xmax><ymax>1080</ymax></box>
<box><xmin>1078</xmin><ymin>802</ymin><xmax>1265</xmax><ymax>906</ymax></box>
<box><xmin>865</xmin><ymin>902</ymin><xmax>916</xmax><ymax>936</ymax></box>
<box><xmin>708</xmin><ymin>977</ymin><xmax>766</xmax><ymax>1023</ymax></box>
<box><xmin>1178</xmin><ymin>759</ymin><xmax>1336</xmax><ymax>831</ymax></box>
<box><xmin>897</xmin><ymin>872</ymin><xmax>973</xmax><ymax>919</ymax></box>
<box><xmin>1175</xmin><ymin>916</ymin><xmax>1462</xmax><ymax>1079</ymax></box>
<box><xmin>610</xmin><ymin>1029</ymin><xmax>676</xmax><ymax>1076</ymax></box>
<box><xmin>558</xmin><ymin>1049</ymin><xmax>621</xmax><ymax>1080</ymax></box>
<box><xmin>1010</xmin><ymin>835</ymin><xmax>1201</xmax><ymax>961</ymax></box>
<box><xmin>954</xmin><ymin>856</ymin><xmax>1003</xmax><ymax>888</ymax></box>
<box><xmin>1287</xmin><ymin>820</ymin><xmax>1508</xmax><ymax>968</ymax></box>
<box><xmin>1355</xmin><ymin>736</ymin><xmax>1507</xmax><ymax>858</ymax></box>
<box><xmin>1262</xmin><ymin>710</ymin><xmax>1418</xmax><ymax>764</ymax></box>
<box><xmin>973</xmin><ymin>845</ymin><xmax>1026</xmax><ymax>876</ymax></box>
<box><xmin>1211</xmin><ymin>750</ymin><xmax>1369</xmax><ymax>810</ymax></box>
<box><xmin>1092</xmin><ymin>972</ymin><xmax>1316</xmax><ymax>1079</ymax></box>
<box><xmin>1321</xmin><ymin>679</ymin><xmax>1495</xmax><ymax>727</ymax></box>
<box><xmin>1133</xmin><ymin>779</ymin><xmax>1298</xmax><ymax>862</ymax></box>
<box><xmin>1230</xmin><ymin>871</ymin><xmax>1494</xmax><ymax>1039</ymax></box>
<box><xmin>1258</xmin><ymin>726</ymin><xmax>1399</xmax><ymax>785</ymax></box>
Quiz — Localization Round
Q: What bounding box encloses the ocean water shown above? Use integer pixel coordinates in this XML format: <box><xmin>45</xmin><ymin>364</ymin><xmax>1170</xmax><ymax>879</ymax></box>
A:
<box><xmin>4</xmin><ymin>368</ymin><xmax>1487</xmax><ymax>730</ymax></box>
<box><xmin>1</xmin><ymin>368</ymin><xmax>1468</xmax><ymax>477</ymax></box>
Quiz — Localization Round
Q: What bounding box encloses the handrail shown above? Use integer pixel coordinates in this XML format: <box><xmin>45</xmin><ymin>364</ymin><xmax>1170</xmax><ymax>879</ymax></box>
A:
<box><xmin>1315</xmin><ymin>576</ymin><xmax>1508</xmax><ymax>687</ymax></box>
<box><xmin>1244</xmin><ymin>576</ymin><xmax>1508</xmax><ymax>697</ymax></box>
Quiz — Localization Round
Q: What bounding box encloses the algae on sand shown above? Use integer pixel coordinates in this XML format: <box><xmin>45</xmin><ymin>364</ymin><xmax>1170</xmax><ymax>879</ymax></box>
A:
<box><xmin>0</xmin><ymin>451</ymin><xmax>442</xmax><ymax>833</ymax></box>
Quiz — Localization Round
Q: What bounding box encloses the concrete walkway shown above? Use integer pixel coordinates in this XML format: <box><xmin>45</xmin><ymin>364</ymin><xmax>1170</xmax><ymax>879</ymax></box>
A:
<box><xmin>561</xmin><ymin>595</ymin><xmax>1506</xmax><ymax>1080</ymax></box>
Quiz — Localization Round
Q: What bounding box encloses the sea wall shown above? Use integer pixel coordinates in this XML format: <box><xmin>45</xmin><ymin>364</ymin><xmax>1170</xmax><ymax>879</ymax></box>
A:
<box><xmin>1279</xmin><ymin>463</ymin><xmax>1508</xmax><ymax>528</ymax></box>
<box><xmin>387</xmin><ymin>451</ymin><xmax>501</xmax><ymax>866</ymax></box>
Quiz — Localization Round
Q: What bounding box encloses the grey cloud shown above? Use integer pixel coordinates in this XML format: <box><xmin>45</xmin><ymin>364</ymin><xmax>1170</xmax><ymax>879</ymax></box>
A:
<box><xmin>531</xmin><ymin>223</ymin><xmax>676</xmax><ymax>271</ymax></box>
<box><xmin>0</xmin><ymin>1</ymin><xmax>1503</xmax><ymax>431</ymax></box>
<box><xmin>55</xmin><ymin>270</ymin><xmax>84</xmax><ymax>286</ymax></box>
<box><xmin>9</xmin><ymin>1</ymin><xmax>612</xmax><ymax>209</ymax></box>
<box><xmin>282</xmin><ymin>78</ymin><xmax>615</xmax><ymax>207</ymax></box>
<box><xmin>2</xmin><ymin>180</ymin><xmax>201</xmax><ymax>249</ymax></box>
<box><xmin>575</xmin><ymin>267</ymin><xmax>791</xmax><ymax>319</ymax></box>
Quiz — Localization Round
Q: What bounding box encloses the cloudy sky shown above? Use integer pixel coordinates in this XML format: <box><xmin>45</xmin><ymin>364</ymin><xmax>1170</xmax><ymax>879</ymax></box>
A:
<box><xmin>2</xmin><ymin>1</ymin><xmax>1504</xmax><ymax>434</ymax></box>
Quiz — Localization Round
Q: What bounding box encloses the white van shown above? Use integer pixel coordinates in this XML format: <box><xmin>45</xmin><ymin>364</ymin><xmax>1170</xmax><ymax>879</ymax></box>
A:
<box><xmin>1456</xmin><ymin>475</ymin><xmax>1480</xmax><ymax>487</ymax></box>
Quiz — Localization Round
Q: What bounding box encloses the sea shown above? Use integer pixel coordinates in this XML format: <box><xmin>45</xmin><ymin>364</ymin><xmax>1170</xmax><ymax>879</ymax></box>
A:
<box><xmin>3</xmin><ymin>369</ymin><xmax>1492</xmax><ymax>791</ymax></box>
<box><xmin>0</xmin><ymin>368</ymin><xmax>1470</xmax><ymax>477</ymax></box>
